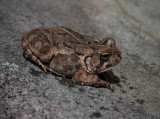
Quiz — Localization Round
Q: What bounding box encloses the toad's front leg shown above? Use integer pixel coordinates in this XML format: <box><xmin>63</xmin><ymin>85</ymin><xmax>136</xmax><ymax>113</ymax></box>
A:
<box><xmin>72</xmin><ymin>69</ymin><xmax>114</xmax><ymax>91</ymax></box>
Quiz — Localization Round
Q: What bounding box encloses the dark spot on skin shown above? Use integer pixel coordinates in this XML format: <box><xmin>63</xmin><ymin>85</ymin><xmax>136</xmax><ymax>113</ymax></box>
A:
<box><xmin>79</xmin><ymin>35</ymin><xmax>84</xmax><ymax>39</ymax></box>
<box><xmin>94</xmin><ymin>40</ymin><xmax>98</xmax><ymax>43</ymax></box>
<box><xmin>38</xmin><ymin>34</ymin><xmax>48</xmax><ymax>42</ymax></box>
<box><xmin>69</xmin><ymin>40</ymin><xmax>80</xmax><ymax>44</ymax></box>
<box><xmin>40</xmin><ymin>45</ymin><xmax>51</xmax><ymax>54</ymax></box>
<box><xmin>90</xmin><ymin>112</ymin><xmax>102</xmax><ymax>118</ymax></box>
<box><xmin>52</xmin><ymin>41</ymin><xmax>59</xmax><ymax>46</ymax></box>
<box><xmin>75</xmin><ymin>64</ymin><xmax>81</xmax><ymax>69</ymax></box>
<box><xmin>27</xmin><ymin>54</ymin><xmax>32</xmax><ymax>60</ymax></box>
<box><xmin>29</xmin><ymin>68</ymin><xmax>42</xmax><ymax>77</ymax></box>
<box><xmin>57</xmin><ymin>32</ymin><xmax>68</xmax><ymax>36</ymax></box>
<box><xmin>71</xmin><ymin>54</ymin><xmax>79</xmax><ymax>62</ymax></box>
<box><xmin>63</xmin><ymin>42</ymin><xmax>73</xmax><ymax>49</ymax></box>
<box><xmin>23</xmin><ymin>45</ymin><xmax>29</xmax><ymax>51</ymax></box>
<box><xmin>87</xmin><ymin>41</ymin><xmax>92</xmax><ymax>44</ymax></box>
<box><xmin>136</xmin><ymin>99</ymin><xmax>145</xmax><ymax>104</ymax></box>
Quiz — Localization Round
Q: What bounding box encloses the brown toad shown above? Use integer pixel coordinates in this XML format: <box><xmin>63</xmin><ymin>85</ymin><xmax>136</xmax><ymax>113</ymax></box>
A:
<box><xmin>21</xmin><ymin>26</ymin><xmax>121</xmax><ymax>91</ymax></box>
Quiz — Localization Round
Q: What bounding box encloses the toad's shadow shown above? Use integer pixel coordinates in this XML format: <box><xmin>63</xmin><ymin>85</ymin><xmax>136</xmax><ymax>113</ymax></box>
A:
<box><xmin>98</xmin><ymin>70</ymin><xmax>120</xmax><ymax>84</ymax></box>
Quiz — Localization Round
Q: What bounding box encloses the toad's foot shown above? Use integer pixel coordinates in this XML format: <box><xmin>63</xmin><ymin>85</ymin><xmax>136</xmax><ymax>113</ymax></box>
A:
<box><xmin>72</xmin><ymin>69</ymin><xmax>114</xmax><ymax>91</ymax></box>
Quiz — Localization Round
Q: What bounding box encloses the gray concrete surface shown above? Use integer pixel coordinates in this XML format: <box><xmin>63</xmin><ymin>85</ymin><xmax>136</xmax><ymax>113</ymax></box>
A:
<box><xmin>0</xmin><ymin>0</ymin><xmax>160</xmax><ymax>119</ymax></box>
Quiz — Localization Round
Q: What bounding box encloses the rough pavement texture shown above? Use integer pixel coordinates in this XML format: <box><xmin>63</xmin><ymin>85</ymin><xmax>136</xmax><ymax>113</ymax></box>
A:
<box><xmin>0</xmin><ymin>0</ymin><xmax>160</xmax><ymax>119</ymax></box>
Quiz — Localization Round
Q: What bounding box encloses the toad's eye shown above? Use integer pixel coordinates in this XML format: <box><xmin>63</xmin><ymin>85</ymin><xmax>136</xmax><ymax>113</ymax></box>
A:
<box><xmin>100</xmin><ymin>53</ymin><xmax>111</xmax><ymax>60</ymax></box>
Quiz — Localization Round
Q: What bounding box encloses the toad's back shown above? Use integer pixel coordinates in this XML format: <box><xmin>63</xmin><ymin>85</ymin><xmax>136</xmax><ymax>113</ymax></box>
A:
<box><xmin>21</xmin><ymin>26</ymin><xmax>100</xmax><ymax>63</ymax></box>
<box><xmin>21</xmin><ymin>26</ymin><xmax>97</xmax><ymax>76</ymax></box>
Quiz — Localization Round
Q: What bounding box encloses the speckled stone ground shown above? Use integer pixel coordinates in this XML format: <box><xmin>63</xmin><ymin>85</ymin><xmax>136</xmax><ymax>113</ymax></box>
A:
<box><xmin>0</xmin><ymin>0</ymin><xmax>160</xmax><ymax>119</ymax></box>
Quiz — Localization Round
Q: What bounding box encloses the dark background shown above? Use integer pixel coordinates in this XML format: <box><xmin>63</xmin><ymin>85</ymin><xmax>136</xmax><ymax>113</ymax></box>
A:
<box><xmin>0</xmin><ymin>0</ymin><xmax>160</xmax><ymax>119</ymax></box>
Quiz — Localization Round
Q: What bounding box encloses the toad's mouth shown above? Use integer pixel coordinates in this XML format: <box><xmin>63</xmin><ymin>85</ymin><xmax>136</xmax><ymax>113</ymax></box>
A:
<box><xmin>99</xmin><ymin>53</ymin><xmax>121</xmax><ymax>73</ymax></box>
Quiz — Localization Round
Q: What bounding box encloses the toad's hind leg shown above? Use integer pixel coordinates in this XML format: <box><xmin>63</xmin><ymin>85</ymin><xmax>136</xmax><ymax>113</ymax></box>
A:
<box><xmin>72</xmin><ymin>69</ymin><xmax>114</xmax><ymax>91</ymax></box>
<box><xmin>22</xmin><ymin>44</ymin><xmax>48</xmax><ymax>72</ymax></box>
